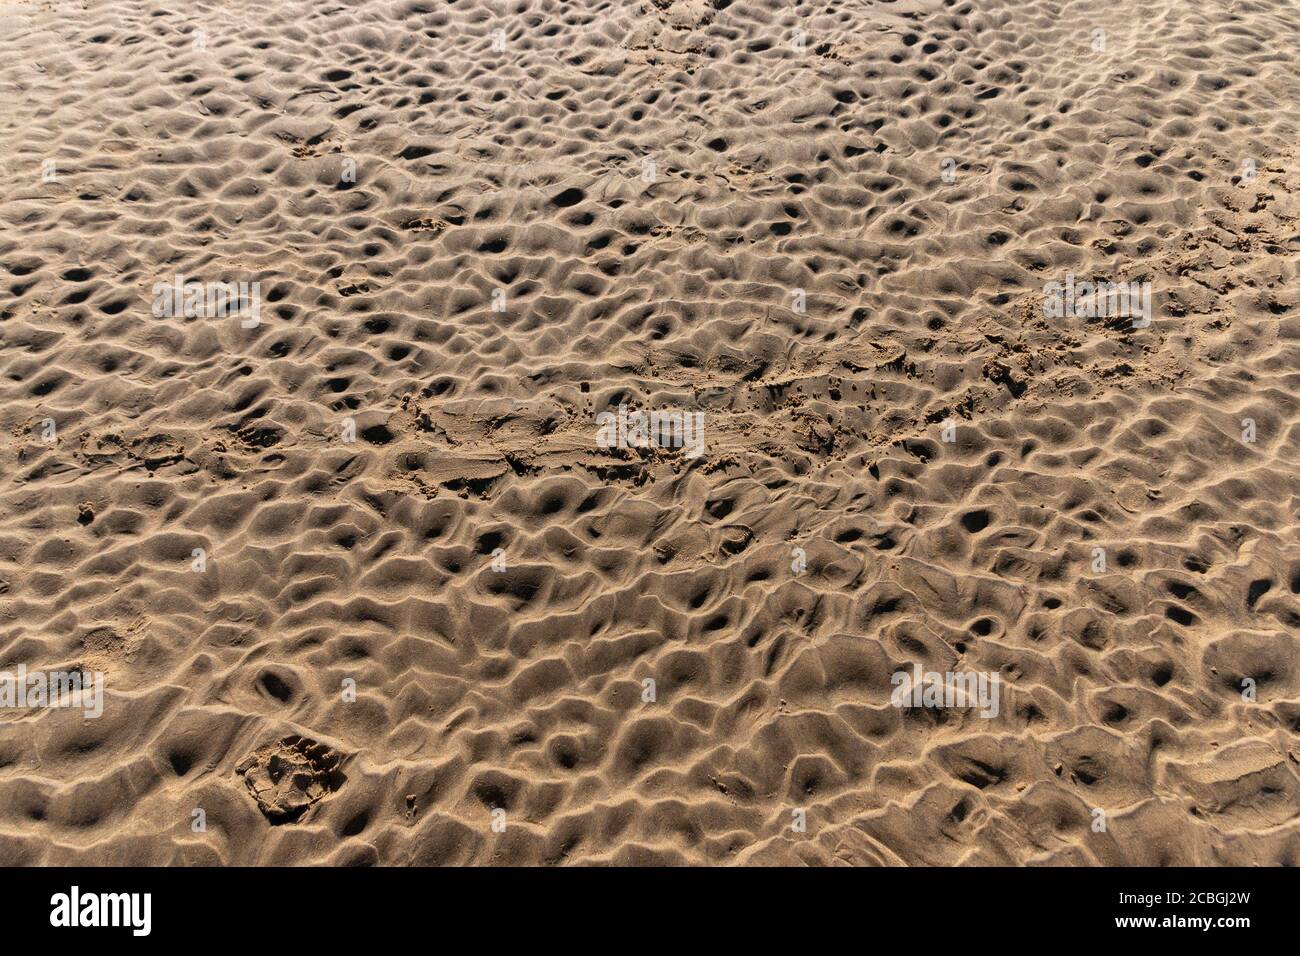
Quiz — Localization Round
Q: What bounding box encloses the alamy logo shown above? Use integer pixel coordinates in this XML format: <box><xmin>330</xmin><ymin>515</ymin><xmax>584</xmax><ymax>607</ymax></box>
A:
<box><xmin>1043</xmin><ymin>274</ymin><xmax>1152</xmax><ymax>328</ymax></box>
<box><xmin>50</xmin><ymin>886</ymin><xmax>151</xmax><ymax>936</ymax></box>
<box><xmin>890</xmin><ymin>663</ymin><xmax>1000</xmax><ymax>718</ymax></box>
<box><xmin>596</xmin><ymin>404</ymin><xmax>705</xmax><ymax>459</ymax></box>
<box><xmin>151</xmin><ymin>274</ymin><xmax>261</xmax><ymax>328</ymax></box>
<box><xmin>0</xmin><ymin>665</ymin><xmax>103</xmax><ymax>718</ymax></box>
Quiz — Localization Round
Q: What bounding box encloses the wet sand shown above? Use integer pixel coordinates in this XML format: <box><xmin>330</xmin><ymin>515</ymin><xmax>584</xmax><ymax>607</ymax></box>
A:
<box><xmin>1</xmin><ymin>0</ymin><xmax>1299</xmax><ymax>864</ymax></box>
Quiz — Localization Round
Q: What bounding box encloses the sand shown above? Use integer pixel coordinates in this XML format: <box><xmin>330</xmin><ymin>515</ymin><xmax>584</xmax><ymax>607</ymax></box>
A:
<box><xmin>1</xmin><ymin>0</ymin><xmax>1299</xmax><ymax>866</ymax></box>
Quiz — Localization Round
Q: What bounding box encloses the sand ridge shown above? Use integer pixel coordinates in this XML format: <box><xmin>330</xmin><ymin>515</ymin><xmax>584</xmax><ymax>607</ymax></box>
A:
<box><xmin>1</xmin><ymin>0</ymin><xmax>1299</xmax><ymax>865</ymax></box>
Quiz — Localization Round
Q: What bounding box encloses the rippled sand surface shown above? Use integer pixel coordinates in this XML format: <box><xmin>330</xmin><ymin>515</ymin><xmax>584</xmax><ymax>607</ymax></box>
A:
<box><xmin>1</xmin><ymin>0</ymin><xmax>1299</xmax><ymax>864</ymax></box>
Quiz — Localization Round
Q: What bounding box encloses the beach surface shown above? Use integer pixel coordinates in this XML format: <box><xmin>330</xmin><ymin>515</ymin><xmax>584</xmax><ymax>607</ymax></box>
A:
<box><xmin>1</xmin><ymin>0</ymin><xmax>1299</xmax><ymax>864</ymax></box>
